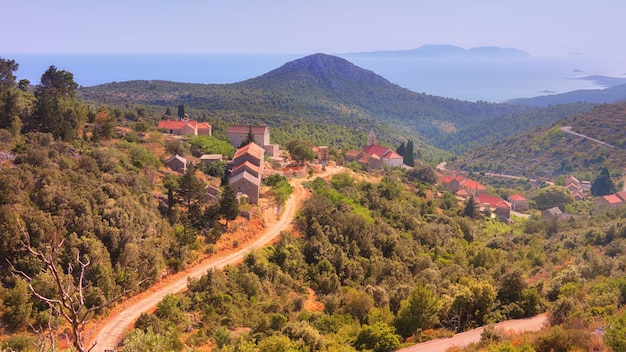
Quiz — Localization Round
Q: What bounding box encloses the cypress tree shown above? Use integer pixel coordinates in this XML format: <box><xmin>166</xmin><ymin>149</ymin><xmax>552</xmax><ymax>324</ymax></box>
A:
<box><xmin>396</xmin><ymin>142</ymin><xmax>406</xmax><ymax>156</ymax></box>
<box><xmin>404</xmin><ymin>140</ymin><xmax>415</xmax><ymax>167</ymax></box>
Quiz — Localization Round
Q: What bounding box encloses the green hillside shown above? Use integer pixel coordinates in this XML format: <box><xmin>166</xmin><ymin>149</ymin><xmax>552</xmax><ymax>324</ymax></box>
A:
<box><xmin>453</xmin><ymin>102</ymin><xmax>626</xmax><ymax>180</ymax></box>
<box><xmin>77</xmin><ymin>54</ymin><xmax>537</xmax><ymax>159</ymax></box>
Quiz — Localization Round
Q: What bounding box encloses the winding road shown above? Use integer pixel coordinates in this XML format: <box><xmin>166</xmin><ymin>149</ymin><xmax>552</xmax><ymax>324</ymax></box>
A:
<box><xmin>397</xmin><ymin>314</ymin><xmax>548</xmax><ymax>352</ymax></box>
<box><xmin>92</xmin><ymin>166</ymin><xmax>341</xmax><ymax>351</ymax></box>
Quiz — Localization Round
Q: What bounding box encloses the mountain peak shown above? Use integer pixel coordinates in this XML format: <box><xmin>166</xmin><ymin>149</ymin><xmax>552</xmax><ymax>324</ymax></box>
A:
<box><xmin>248</xmin><ymin>53</ymin><xmax>391</xmax><ymax>88</ymax></box>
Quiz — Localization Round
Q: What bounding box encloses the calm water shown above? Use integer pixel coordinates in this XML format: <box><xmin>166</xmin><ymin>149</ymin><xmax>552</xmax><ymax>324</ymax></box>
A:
<box><xmin>4</xmin><ymin>53</ymin><xmax>625</xmax><ymax>102</ymax></box>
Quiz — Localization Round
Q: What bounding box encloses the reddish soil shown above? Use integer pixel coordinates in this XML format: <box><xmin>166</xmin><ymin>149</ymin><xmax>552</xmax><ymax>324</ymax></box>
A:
<box><xmin>89</xmin><ymin>166</ymin><xmax>342</xmax><ymax>351</ymax></box>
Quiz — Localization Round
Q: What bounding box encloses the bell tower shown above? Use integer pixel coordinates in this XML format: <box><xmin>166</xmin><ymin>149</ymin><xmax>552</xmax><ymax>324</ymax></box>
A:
<box><xmin>367</xmin><ymin>129</ymin><xmax>376</xmax><ymax>146</ymax></box>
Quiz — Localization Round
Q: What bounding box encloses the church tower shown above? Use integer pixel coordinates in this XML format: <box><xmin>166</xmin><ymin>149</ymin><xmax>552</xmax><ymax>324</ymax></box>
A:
<box><xmin>367</xmin><ymin>129</ymin><xmax>376</xmax><ymax>146</ymax></box>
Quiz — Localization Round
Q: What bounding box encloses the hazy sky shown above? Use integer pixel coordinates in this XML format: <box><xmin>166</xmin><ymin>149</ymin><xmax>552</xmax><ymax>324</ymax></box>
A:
<box><xmin>2</xmin><ymin>0</ymin><xmax>624</xmax><ymax>56</ymax></box>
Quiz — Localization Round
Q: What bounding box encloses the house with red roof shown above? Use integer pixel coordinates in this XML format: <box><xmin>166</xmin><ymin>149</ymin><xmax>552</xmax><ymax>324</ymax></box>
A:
<box><xmin>229</xmin><ymin>142</ymin><xmax>265</xmax><ymax>204</ymax></box>
<box><xmin>233</xmin><ymin>142</ymin><xmax>264</xmax><ymax>168</ymax></box>
<box><xmin>476</xmin><ymin>193</ymin><xmax>511</xmax><ymax>222</ymax></box>
<box><xmin>231</xmin><ymin>161</ymin><xmax>261</xmax><ymax>179</ymax></box>
<box><xmin>459</xmin><ymin>178</ymin><xmax>488</xmax><ymax>196</ymax></box>
<box><xmin>509</xmin><ymin>194</ymin><xmax>529</xmax><ymax>211</ymax></box>
<box><xmin>343</xmin><ymin>130</ymin><xmax>404</xmax><ymax>169</ymax></box>
<box><xmin>158</xmin><ymin>119</ymin><xmax>211</xmax><ymax>136</ymax></box>
<box><xmin>595</xmin><ymin>191</ymin><xmax>626</xmax><ymax>211</ymax></box>
<box><xmin>441</xmin><ymin>175</ymin><xmax>461</xmax><ymax>193</ymax></box>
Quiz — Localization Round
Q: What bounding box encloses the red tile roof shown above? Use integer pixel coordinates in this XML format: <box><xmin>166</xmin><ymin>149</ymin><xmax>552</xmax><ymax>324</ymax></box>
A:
<box><xmin>361</xmin><ymin>144</ymin><xmax>386</xmax><ymax>157</ymax></box>
<box><xmin>461</xmin><ymin>179</ymin><xmax>487</xmax><ymax>191</ymax></box>
<box><xmin>358</xmin><ymin>154</ymin><xmax>372</xmax><ymax>163</ymax></box>
<box><xmin>616</xmin><ymin>191</ymin><xmax>626</xmax><ymax>201</ymax></box>
<box><xmin>602</xmin><ymin>194</ymin><xmax>623</xmax><ymax>204</ymax></box>
<box><xmin>159</xmin><ymin>120</ymin><xmax>211</xmax><ymax>130</ymax></box>
<box><xmin>509</xmin><ymin>194</ymin><xmax>527</xmax><ymax>201</ymax></box>
<box><xmin>476</xmin><ymin>193</ymin><xmax>506</xmax><ymax>207</ymax></box>
<box><xmin>383</xmin><ymin>150</ymin><xmax>403</xmax><ymax>159</ymax></box>
<box><xmin>345</xmin><ymin>150</ymin><xmax>360</xmax><ymax>157</ymax></box>
<box><xmin>231</xmin><ymin>161</ymin><xmax>261</xmax><ymax>176</ymax></box>
<box><xmin>442</xmin><ymin>176</ymin><xmax>454</xmax><ymax>184</ymax></box>
<box><xmin>234</xmin><ymin>142</ymin><xmax>264</xmax><ymax>160</ymax></box>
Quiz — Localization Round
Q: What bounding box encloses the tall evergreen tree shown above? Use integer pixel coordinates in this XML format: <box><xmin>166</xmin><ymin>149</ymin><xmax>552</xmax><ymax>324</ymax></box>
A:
<box><xmin>239</xmin><ymin>125</ymin><xmax>256</xmax><ymax>148</ymax></box>
<box><xmin>404</xmin><ymin>140</ymin><xmax>415</xmax><ymax>167</ymax></box>
<box><xmin>177</xmin><ymin>104</ymin><xmax>185</xmax><ymax>119</ymax></box>
<box><xmin>463</xmin><ymin>195</ymin><xmax>478</xmax><ymax>218</ymax></box>
<box><xmin>396</xmin><ymin>142</ymin><xmax>406</xmax><ymax>156</ymax></box>
<box><xmin>591</xmin><ymin>167</ymin><xmax>616</xmax><ymax>196</ymax></box>
<box><xmin>176</xmin><ymin>166</ymin><xmax>206</xmax><ymax>236</ymax></box>
<box><xmin>220</xmin><ymin>184</ymin><xmax>239</xmax><ymax>226</ymax></box>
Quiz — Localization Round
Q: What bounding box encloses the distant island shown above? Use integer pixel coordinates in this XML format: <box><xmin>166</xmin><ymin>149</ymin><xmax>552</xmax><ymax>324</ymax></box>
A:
<box><xmin>579</xmin><ymin>75</ymin><xmax>626</xmax><ymax>88</ymax></box>
<box><xmin>343</xmin><ymin>44</ymin><xmax>530</xmax><ymax>58</ymax></box>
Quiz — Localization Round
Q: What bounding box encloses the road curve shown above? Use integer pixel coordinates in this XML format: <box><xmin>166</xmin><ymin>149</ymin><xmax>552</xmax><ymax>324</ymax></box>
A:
<box><xmin>396</xmin><ymin>314</ymin><xmax>548</xmax><ymax>352</ymax></box>
<box><xmin>93</xmin><ymin>167</ymin><xmax>340</xmax><ymax>351</ymax></box>
<box><xmin>560</xmin><ymin>126</ymin><xmax>614</xmax><ymax>148</ymax></box>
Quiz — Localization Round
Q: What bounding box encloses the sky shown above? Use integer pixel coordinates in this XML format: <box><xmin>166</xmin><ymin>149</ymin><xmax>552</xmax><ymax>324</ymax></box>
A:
<box><xmin>2</xmin><ymin>0</ymin><xmax>624</xmax><ymax>56</ymax></box>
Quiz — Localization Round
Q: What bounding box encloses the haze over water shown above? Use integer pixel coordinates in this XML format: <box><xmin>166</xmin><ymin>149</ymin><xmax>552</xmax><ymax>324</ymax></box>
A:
<box><xmin>6</xmin><ymin>53</ymin><xmax>625</xmax><ymax>103</ymax></box>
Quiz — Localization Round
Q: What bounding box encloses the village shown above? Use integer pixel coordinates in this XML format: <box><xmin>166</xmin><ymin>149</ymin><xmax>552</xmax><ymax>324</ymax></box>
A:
<box><xmin>157</xmin><ymin>117</ymin><xmax>626</xmax><ymax>225</ymax></box>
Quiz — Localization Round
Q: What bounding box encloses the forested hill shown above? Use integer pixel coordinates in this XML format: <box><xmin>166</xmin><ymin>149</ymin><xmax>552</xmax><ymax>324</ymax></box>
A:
<box><xmin>452</xmin><ymin>102</ymin><xmax>626</xmax><ymax>180</ymax></box>
<box><xmin>508</xmin><ymin>83</ymin><xmax>626</xmax><ymax>107</ymax></box>
<box><xmin>78</xmin><ymin>54</ymin><xmax>531</xmax><ymax>152</ymax></box>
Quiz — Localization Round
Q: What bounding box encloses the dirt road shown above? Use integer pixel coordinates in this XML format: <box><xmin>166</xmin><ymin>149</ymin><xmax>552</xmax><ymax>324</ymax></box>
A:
<box><xmin>560</xmin><ymin>126</ymin><xmax>614</xmax><ymax>148</ymax></box>
<box><xmin>92</xmin><ymin>166</ymin><xmax>341</xmax><ymax>351</ymax></box>
<box><xmin>396</xmin><ymin>314</ymin><xmax>548</xmax><ymax>352</ymax></box>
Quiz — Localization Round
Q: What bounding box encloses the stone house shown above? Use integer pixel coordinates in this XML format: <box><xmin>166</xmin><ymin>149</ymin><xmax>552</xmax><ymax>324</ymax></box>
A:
<box><xmin>233</xmin><ymin>142</ymin><xmax>264</xmax><ymax>168</ymax></box>
<box><xmin>228</xmin><ymin>142</ymin><xmax>265</xmax><ymax>205</ymax></box>
<box><xmin>542</xmin><ymin>207</ymin><xmax>563</xmax><ymax>221</ymax></box>
<box><xmin>595</xmin><ymin>191</ymin><xmax>626</xmax><ymax>211</ymax></box>
<box><xmin>229</xmin><ymin>171</ymin><xmax>261</xmax><ymax>205</ymax></box>
<box><xmin>231</xmin><ymin>161</ymin><xmax>261</xmax><ymax>179</ymax></box>
<box><xmin>441</xmin><ymin>175</ymin><xmax>461</xmax><ymax>193</ymax></box>
<box><xmin>165</xmin><ymin>154</ymin><xmax>187</xmax><ymax>173</ymax></box>
<box><xmin>509</xmin><ymin>194</ymin><xmax>529</xmax><ymax>211</ymax></box>
<box><xmin>227</xmin><ymin>125</ymin><xmax>270</xmax><ymax>148</ymax></box>
<box><xmin>158</xmin><ymin>120</ymin><xmax>212</xmax><ymax>136</ymax></box>
<box><xmin>200</xmin><ymin>154</ymin><xmax>222</xmax><ymax>166</ymax></box>
<box><xmin>459</xmin><ymin>178</ymin><xmax>488</xmax><ymax>196</ymax></box>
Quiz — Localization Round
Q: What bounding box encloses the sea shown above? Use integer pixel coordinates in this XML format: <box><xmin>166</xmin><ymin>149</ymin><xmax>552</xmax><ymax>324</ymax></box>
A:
<box><xmin>4</xmin><ymin>53</ymin><xmax>626</xmax><ymax>103</ymax></box>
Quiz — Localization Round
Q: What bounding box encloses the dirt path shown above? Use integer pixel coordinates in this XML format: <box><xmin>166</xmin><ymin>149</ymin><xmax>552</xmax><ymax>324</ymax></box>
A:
<box><xmin>396</xmin><ymin>314</ymin><xmax>548</xmax><ymax>352</ymax></box>
<box><xmin>92</xmin><ymin>166</ymin><xmax>342</xmax><ymax>351</ymax></box>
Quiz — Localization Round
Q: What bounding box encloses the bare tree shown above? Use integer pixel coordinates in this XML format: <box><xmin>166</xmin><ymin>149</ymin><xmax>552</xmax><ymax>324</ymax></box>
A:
<box><xmin>8</xmin><ymin>226</ymin><xmax>147</xmax><ymax>352</ymax></box>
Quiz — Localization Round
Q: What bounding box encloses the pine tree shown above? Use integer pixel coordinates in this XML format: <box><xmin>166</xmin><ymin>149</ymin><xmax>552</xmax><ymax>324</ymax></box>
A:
<box><xmin>463</xmin><ymin>195</ymin><xmax>477</xmax><ymax>218</ymax></box>
<box><xmin>220</xmin><ymin>184</ymin><xmax>239</xmax><ymax>226</ymax></box>
<box><xmin>239</xmin><ymin>125</ymin><xmax>256</xmax><ymax>148</ymax></box>
<box><xmin>176</xmin><ymin>166</ymin><xmax>206</xmax><ymax>235</ymax></box>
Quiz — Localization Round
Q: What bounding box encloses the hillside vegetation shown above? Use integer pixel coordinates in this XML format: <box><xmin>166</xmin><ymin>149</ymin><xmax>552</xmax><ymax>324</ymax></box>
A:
<box><xmin>77</xmin><ymin>54</ymin><xmax>589</xmax><ymax>158</ymax></box>
<box><xmin>3</xmin><ymin>55</ymin><xmax>626</xmax><ymax>351</ymax></box>
<box><xmin>454</xmin><ymin>102</ymin><xmax>626</xmax><ymax>180</ymax></box>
